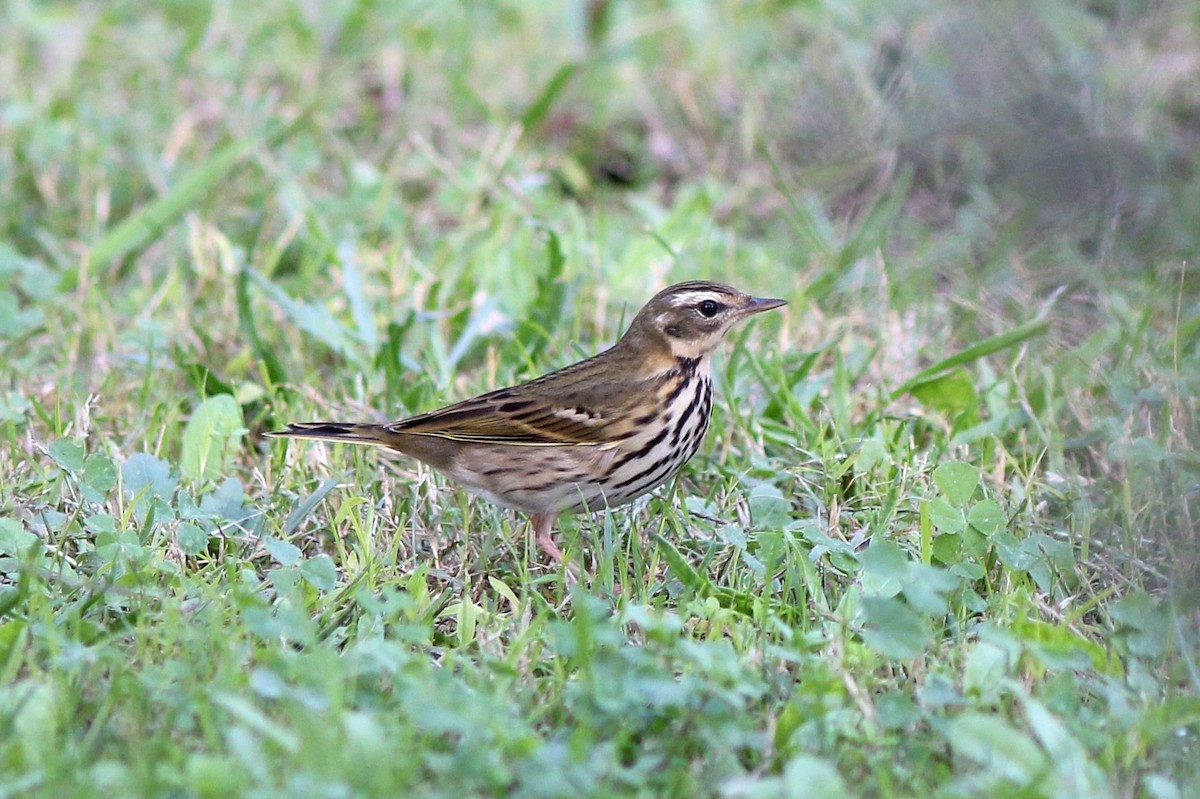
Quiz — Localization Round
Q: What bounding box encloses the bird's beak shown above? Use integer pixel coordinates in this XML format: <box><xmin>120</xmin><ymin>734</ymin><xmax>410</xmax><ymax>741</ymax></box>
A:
<box><xmin>742</xmin><ymin>296</ymin><xmax>787</xmax><ymax>316</ymax></box>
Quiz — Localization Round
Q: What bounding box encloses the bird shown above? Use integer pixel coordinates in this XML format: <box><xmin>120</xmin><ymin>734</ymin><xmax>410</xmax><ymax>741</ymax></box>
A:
<box><xmin>266</xmin><ymin>280</ymin><xmax>786</xmax><ymax>564</ymax></box>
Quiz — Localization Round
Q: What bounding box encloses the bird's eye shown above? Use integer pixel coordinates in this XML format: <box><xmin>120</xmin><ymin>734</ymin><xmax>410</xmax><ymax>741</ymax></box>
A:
<box><xmin>697</xmin><ymin>300</ymin><xmax>720</xmax><ymax>318</ymax></box>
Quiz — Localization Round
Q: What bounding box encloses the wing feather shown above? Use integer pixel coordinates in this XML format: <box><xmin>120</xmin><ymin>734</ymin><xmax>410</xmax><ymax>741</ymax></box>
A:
<box><xmin>386</xmin><ymin>367</ymin><xmax>662</xmax><ymax>446</ymax></box>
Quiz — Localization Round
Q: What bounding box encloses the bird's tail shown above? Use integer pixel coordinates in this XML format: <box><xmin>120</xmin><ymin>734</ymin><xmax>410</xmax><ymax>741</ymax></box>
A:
<box><xmin>264</xmin><ymin>422</ymin><xmax>393</xmax><ymax>447</ymax></box>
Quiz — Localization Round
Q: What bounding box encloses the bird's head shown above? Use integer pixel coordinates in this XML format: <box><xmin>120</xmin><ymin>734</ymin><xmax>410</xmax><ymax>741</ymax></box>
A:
<box><xmin>624</xmin><ymin>280</ymin><xmax>787</xmax><ymax>363</ymax></box>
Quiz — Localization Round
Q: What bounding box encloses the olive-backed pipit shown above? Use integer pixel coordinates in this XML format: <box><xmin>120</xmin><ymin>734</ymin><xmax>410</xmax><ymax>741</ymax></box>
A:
<box><xmin>267</xmin><ymin>281</ymin><xmax>786</xmax><ymax>561</ymax></box>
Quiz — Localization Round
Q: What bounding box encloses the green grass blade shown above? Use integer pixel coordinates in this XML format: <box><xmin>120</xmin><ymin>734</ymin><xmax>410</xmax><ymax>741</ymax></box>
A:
<box><xmin>520</xmin><ymin>62</ymin><xmax>578</xmax><ymax>132</ymax></box>
<box><xmin>86</xmin><ymin>119</ymin><xmax>304</xmax><ymax>269</ymax></box>
<box><xmin>338</xmin><ymin>239</ymin><xmax>378</xmax><ymax>350</ymax></box>
<box><xmin>891</xmin><ymin>317</ymin><xmax>1051</xmax><ymax>400</ymax></box>
<box><xmin>283</xmin><ymin>475</ymin><xmax>345</xmax><ymax>536</ymax></box>
<box><xmin>236</xmin><ymin>268</ymin><xmax>288</xmax><ymax>388</ymax></box>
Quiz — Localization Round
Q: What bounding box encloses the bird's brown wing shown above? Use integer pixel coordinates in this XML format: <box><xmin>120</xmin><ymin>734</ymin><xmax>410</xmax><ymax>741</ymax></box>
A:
<box><xmin>388</xmin><ymin>358</ymin><xmax>654</xmax><ymax>447</ymax></box>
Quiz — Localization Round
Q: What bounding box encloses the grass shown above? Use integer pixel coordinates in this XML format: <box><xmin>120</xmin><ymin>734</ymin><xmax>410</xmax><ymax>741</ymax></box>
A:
<box><xmin>2</xmin><ymin>1</ymin><xmax>1198</xmax><ymax>797</ymax></box>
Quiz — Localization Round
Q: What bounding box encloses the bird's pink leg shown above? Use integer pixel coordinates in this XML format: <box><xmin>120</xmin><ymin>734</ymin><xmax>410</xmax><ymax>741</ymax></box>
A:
<box><xmin>530</xmin><ymin>513</ymin><xmax>563</xmax><ymax>562</ymax></box>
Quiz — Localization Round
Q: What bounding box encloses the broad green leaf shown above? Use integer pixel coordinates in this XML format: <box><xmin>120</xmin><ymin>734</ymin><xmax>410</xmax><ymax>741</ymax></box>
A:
<box><xmin>1012</xmin><ymin>617</ymin><xmax>1109</xmax><ymax>671</ymax></box>
<box><xmin>859</xmin><ymin>539</ymin><xmax>909</xmax><ymax>573</ymax></box>
<box><xmin>176</xmin><ymin>522</ymin><xmax>210</xmax><ymax>556</ymax></box>
<box><xmin>95</xmin><ymin>528</ymin><xmax>144</xmax><ymax>564</ymax></box>
<box><xmin>181</xmin><ymin>394</ymin><xmax>246</xmax><ymax>483</ymax></box>
<box><xmin>901</xmin><ymin>564</ymin><xmax>959</xmax><ymax>615</ymax></box>
<box><xmin>968</xmin><ymin>499</ymin><xmax>1007</xmax><ymax>536</ymax></box>
<box><xmin>946</xmin><ymin>713</ymin><xmax>1047</xmax><ymax>784</ymax></box>
<box><xmin>1021</xmin><ymin>700</ymin><xmax>1108</xmax><ymax>797</ymax></box>
<box><xmin>48</xmin><ymin>439</ymin><xmax>85</xmax><ymax>472</ymax></box>
<box><xmin>781</xmin><ymin>754</ymin><xmax>850</xmax><ymax>799</ymax></box>
<box><xmin>264</xmin><ymin>537</ymin><xmax>302</xmax><ymax>567</ymax></box>
<box><xmin>963</xmin><ymin>642</ymin><xmax>1011</xmax><ymax>700</ymax></box>
<box><xmin>853</xmin><ymin>436</ymin><xmax>888</xmax><ymax>475</ymax></box>
<box><xmin>859</xmin><ymin>539</ymin><xmax>909</xmax><ymax>597</ymax></box>
<box><xmin>0</xmin><ymin>391</ymin><xmax>31</xmax><ymax>423</ymax></box>
<box><xmin>456</xmin><ymin>599</ymin><xmax>478</xmax><ymax>646</ymax></box>
<box><xmin>11</xmin><ymin>680</ymin><xmax>60</xmax><ymax>769</ymax></box>
<box><xmin>931</xmin><ymin>531</ymin><xmax>963</xmax><ymax>564</ymax></box>
<box><xmin>84</xmin><ymin>514</ymin><xmax>117</xmax><ymax>534</ymax></box>
<box><xmin>267</xmin><ymin>567</ymin><xmax>300</xmax><ymax>593</ymax></box>
<box><xmin>934</xmin><ymin>462</ymin><xmax>980</xmax><ymax>507</ymax></box>
<box><xmin>1108</xmin><ymin>591</ymin><xmax>1169</xmax><ymax>658</ymax></box>
<box><xmin>928</xmin><ymin>498</ymin><xmax>965</xmax><ymax>534</ymax></box>
<box><xmin>0</xmin><ymin>290</ymin><xmax>43</xmax><ymax>338</ymax></box>
<box><xmin>82</xmin><ymin>453</ymin><xmax>117</xmax><ymax>495</ymax></box>
<box><xmin>994</xmin><ymin>533</ymin><xmax>1038</xmax><ymax>570</ymax></box>
<box><xmin>299</xmin><ymin>555</ymin><xmax>337</xmax><ymax>592</ymax></box>
<box><xmin>1028</xmin><ymin>533</ymin><xmax>1077</xmax><ymax>577</ymax></box>
<box><xmin>654</xmin><ymin>532</ymin><xmax>706</xmax><ymax>592</ymax></box>
<box><xmin>861</xmin><ymin>596</ymin><xmax>930</xmax><ymax>660</ymax></box>
<box><xmin>0</xmin><ymin>518</ymin><xmax>36</xmax><ymax>556</ymax></box>
<box><xmin>911</xmin><ymin>368</ymin><xmax>979</xmax><ymax>420</ymax></box>
<box><xmin>875</xmin><ymin>691</ymin><xmax>923</xmax><ymax>730</ymax></box>
<box><xmin>122</xmin><ymin>453</ymin><xmax>177</xmax><ymax>504</ymax></box>
<box><xmin>1024</xmin><ymin>698</ymin><xmax>1080</xmax><ymax>761</ymax></box>
<box><xmin>1107</xmin><ymin>590</ymin><xmax>1158</xmax><ymax>628</ymax></box>
<box><xmin>748</xmin><ymin>483</ymin><xmax>790</xmax><ymax>529</ymax></box>
<box><xmin>199</xmin><ymin>478</ymin><xmax>258</xmax><ymax>529</ymax></box>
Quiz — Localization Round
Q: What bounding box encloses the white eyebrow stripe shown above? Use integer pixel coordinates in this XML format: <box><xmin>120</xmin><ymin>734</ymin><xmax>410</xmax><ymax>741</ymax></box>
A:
<box><xmin>667</xmin><ymin>291</ymin><xmax>727</xmax><ymax>307</ymax></box>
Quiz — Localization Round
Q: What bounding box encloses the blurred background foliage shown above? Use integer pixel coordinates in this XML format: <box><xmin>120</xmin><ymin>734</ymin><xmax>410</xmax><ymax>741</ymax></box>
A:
<box><xmin>4</xmin><ymin>0</ymin><xmax>1197</xmax><ymax>271</ymax></box>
